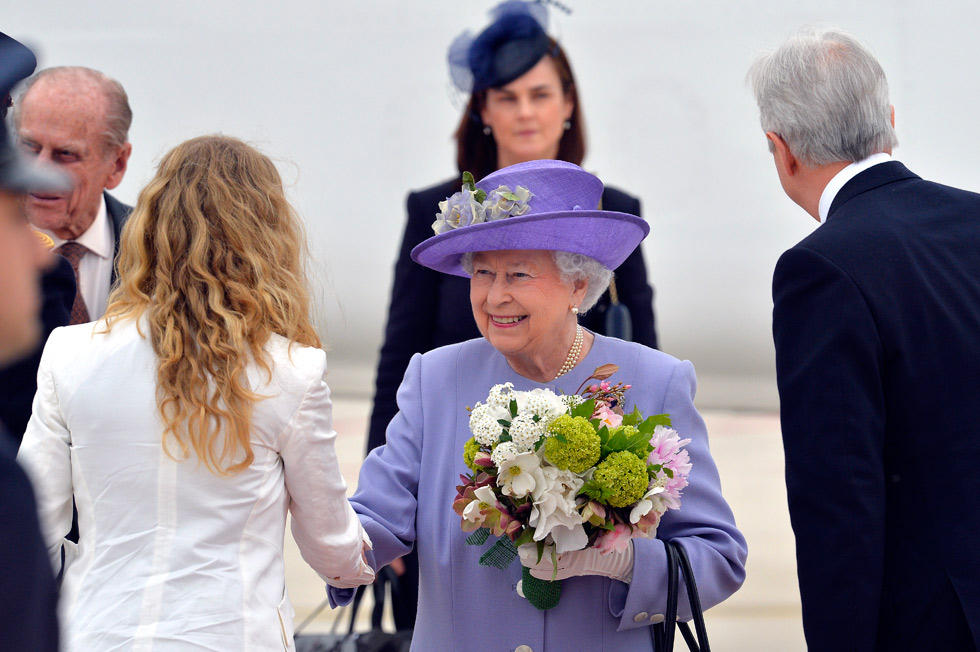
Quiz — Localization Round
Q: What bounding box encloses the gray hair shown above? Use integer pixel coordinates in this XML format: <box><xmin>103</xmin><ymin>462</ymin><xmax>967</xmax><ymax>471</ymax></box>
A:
<box><xmin>13</xmin><ymin>66</ymin><xmax>132</xmax><ymax>156</ymax></box>
<box><xmin>461</xmin><ymin>250</ymin><xmax>613</xmax><ymax>313</ymax></box>
<box><xmin>748</xmin><ymin>27</ymin><xmax>898</xmax><ymax>166</ymax></box>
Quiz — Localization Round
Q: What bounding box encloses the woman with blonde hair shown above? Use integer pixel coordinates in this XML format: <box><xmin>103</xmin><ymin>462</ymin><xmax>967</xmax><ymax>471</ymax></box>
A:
<box><xmin>19</xmin><ymin>135</ymin><xmax>374</xmax><ymax>651</ymax></box>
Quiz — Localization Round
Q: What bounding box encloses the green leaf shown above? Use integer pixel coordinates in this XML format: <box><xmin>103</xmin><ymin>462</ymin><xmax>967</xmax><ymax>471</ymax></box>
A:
<box><xmin>621</xmin><ymin>406</ymin><xmax>644</xmax><ymax>427</ymax></box>
<box><xmin>510</xmin><ymin>399</ymin><xmax>519</xmax><ymax>418</ymax></box>
<box><xmin>637</xmin><ymin>414</ymin><xmax>672</xmax><ymax>434</ymax></box>
<box><xmin>569</xmin><ymin>398</ymin><xmax>596</xmax><ymax>419</ymax></box>
<box><xmin>462</xmin><ymin>171</ymin><xmax>475</xmax><ymax>190</ymax></box>
<box><xmin>500</xmin><ymin>191</ymin><xmax>519</xmax><ymax>201</ymax></box>
<box><xmin>474</xmin><ymin>189</ymin><xmax>487</xmax><ymax>204</ymax></box>
<box><xmin>512</xmin><ymin>528</ymin><xmax>536</xmax><ymax>547</ymax></box>
<box><xmin>497</xmin><ymin>419</ymin><xmax>511</xmax><ymax>428</ymax></box>
<box><xmin>499</xmin><ymin>433</ymin><xmax>512</xmax><ymax>443</ymax></box>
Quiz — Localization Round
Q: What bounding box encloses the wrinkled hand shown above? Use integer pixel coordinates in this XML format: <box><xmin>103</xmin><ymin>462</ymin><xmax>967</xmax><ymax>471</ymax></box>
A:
<box><xmin>518</xmin><ymin>543</ymin><xmax>635</xmax><ymax>583</ymax></box>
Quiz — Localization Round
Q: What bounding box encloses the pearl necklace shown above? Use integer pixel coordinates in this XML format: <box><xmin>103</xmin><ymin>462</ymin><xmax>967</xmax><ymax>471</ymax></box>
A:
<box><xmin>554</xmin><ymin>325</ymin><xmax>584</xmax><ymax>380</ymax></box>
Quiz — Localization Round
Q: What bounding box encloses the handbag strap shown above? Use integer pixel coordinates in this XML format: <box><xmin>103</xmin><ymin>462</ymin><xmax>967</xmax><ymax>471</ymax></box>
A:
<box><xmin>674</xmin><ymin>542</ymin><xmax>710</xmax><ymax>652</ymax></box>
<box><xmin>652</xmin><ymin>540</ymin><xmax>710</xmax><ymax>652</ymax></box>
<box><xmin>653</xmin><ymin>540</ymin><xmax>680</xmax><ymax>650</ymax></box>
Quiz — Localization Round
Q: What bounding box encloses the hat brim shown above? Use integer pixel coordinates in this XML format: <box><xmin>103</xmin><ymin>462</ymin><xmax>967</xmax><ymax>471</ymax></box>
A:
<box><xmin>411</xmin><ymin>210</ymin><xmax>649</xmax><ymax>277</ymax></box>
<box><xmin>0</xmin><ymin>148</ymin><xmax>72</xmax><ymax>194</ymax></box>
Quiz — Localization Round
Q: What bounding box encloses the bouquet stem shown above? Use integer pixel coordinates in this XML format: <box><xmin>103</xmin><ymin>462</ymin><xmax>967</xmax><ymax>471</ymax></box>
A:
<box><xmin>521</xmin><ymin>567</ymin><xmax>562</xmax><ymax>610</ymax></box>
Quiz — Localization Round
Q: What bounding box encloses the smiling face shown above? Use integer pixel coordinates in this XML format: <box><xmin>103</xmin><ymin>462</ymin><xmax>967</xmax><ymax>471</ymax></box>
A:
<box><xmin>480</xmin><ymin>56</ymin><xmax>574</xmax><ymax>170</ymax></box>
<box><xmin>17</xmin><ymin>75</ymin><xmax>130</xmax><ymax>240</ymax></box>
<box><xmin>470</xmin><ymin>249</ymin><xmax>586</xmax><ymax>367</ymax></box>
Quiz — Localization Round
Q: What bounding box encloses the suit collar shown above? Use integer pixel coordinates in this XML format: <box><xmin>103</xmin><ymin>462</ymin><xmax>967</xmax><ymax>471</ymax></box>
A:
<box><xmin>827</xmin><ymin>160</ymin><xmax>919</xmax><ymax>220</ymax></box>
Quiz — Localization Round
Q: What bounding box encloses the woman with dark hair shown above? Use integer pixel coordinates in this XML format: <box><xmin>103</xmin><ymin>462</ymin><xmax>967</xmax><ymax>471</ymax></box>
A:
<box><xmin>368</xmin><ymin>0</ymin><xmax>658</xmax><ymax>510</ymax></box>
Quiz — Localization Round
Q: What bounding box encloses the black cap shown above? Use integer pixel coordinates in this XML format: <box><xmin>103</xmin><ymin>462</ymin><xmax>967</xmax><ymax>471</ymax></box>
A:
<box><xmin>0</xmin><ymin>32</ymin><xmax>70</xmax><ymax>193</ymax></box>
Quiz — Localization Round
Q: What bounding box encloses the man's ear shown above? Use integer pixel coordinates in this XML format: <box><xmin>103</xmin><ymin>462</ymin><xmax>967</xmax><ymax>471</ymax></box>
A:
<box><xmin>766</xmin><ymin>132</ymin><xmax>797</xmax><ymax>177</ymax></box>
<box><xmin>104</xmin><ymin>142</ymin><xmax>132</xmax><ymax>191</ymax></box>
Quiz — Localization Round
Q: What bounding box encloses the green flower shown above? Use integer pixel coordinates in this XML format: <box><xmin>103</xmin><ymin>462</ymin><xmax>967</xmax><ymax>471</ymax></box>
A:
<box><xmin>543</xmin><ymin>415</ymin><xmax>601</xmax><ymax>473</ymax></box>
<box><xmin>463</xmin><ymin>436</ymin><xmax>483</xmax><ymax>473</ymax></box>
<box><xmin>593</xmin><ymin>451</ymin><xmax>649</xmax><ymax>507</ymax></box>
<box><xmin>611</xmin><ymin>425</ymin><xmax>639</xmax><ymax>439</ymax></box>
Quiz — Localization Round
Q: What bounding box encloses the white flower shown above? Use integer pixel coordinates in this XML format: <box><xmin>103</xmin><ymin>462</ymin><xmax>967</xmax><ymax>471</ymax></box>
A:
<box><xmin>518</xmin><ymin>388</ymin><xmax>567</xmax><ymax>425</ymax></box>
<box><xmin>529</xmin><ymin>466</ymin><xmax>587</xmax><ymax>553</ymax></box>
<box><xmin>469</xmin><ymin>402</ymin><xmax>509</xmax><ymax>447</ymax></box>
<box><xmin>486</xmin><ymin>382</ymin><xmax>515</xmax><ymax>409</ymax></box>
<box><xmin>495</xmin><ymin>449</ymin><xmax>542</xmax><ymax>498</ymax></box>
<box><xmin>462</xmin><ymin>485</ymin><xmax>498</xmax><ymax>526</ymax></box>
<box><xmin>432</xmin><ymin>189</ymin><xmax>489</xmax><ymax>235</ymax></box>
<box><xmin>629</xmin><ymin>486</ymin><xmax>666</xmax><ymax>524</ymax></box>
<box><xmin>562</xmin><ymin>394</ymin><xmax>586</xmax><ymax>410</ymax></box>
<box><xmin>508</xmin><ymin>413</ymin><xmax>546</xmax><ymax>452</ymax></box>
<box><xmin>491</xmin><ymin>441</ymin><xmax>520</xmax><ymax>467</ymax></box>
<box><xmin>484</xmin><ymin>185</ymin><xmax>533</xmax><ymax>221</ymax></box>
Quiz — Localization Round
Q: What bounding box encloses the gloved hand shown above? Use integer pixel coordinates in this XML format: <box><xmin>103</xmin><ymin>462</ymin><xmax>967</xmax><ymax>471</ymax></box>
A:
<box><xmin>518</xmin><ymin>542</ymin><xmax>634</xmax><ymax>583</ymax></box>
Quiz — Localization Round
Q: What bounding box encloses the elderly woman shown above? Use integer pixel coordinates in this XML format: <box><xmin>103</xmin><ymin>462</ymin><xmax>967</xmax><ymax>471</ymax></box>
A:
<box><xmin>18</xmin><ymin>135</ymin><xmax>374</xmax><ymax>651</ymax></box>
<box><xmin>334</xmin><ymin>159</ymin><xmax>746</xmax><ymax>651</ymax></box>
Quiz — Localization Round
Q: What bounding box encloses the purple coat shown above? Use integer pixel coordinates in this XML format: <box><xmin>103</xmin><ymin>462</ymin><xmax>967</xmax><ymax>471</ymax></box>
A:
<box><xmin>333</xmin><ymin>335</ymin><xmax>746</xmax><ymax>651</ymax></box>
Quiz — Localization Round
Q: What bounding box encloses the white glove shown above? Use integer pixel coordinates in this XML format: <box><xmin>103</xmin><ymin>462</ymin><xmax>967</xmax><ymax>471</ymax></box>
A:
<box><xmin>518</xmin><ymin>542</ymin><xmax>634</xmax><ymax>583</ymax></box>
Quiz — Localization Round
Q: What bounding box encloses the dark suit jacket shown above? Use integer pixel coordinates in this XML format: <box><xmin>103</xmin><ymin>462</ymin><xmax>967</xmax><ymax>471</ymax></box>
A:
<box><xmin>0</xmin><ymin>428</ymin><xmax>59</xmax><ymax>651</ymax></box>
<box><xmin>367</xmin><ymin>178</ymin><xmax>657</xmax><ymax>453</ymax></box>
<box><xmin>773</xmin><ymin>161</ymin><xmax>980</xmax><ymax>651</ymax></box>
<box><xmin>0</xmin><ymin>192</ymin><xmax>131</xmax><ymax>444</ymax></box>
<box><xmin>105</xmin><ymin>191</ymin><xmax>132</xmax><ymax>288</ymax></box>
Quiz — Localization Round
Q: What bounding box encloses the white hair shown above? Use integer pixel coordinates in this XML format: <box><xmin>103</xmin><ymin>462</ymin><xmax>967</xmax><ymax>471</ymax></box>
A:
<box><xmin>461</xmin><ymin>250</ymin><xmax>612</xmax><ymax>312</ymax></box>
<box><xmin>748</xmin><ymin>27</ymin><xmax>897</xmax><ymax>166</ymax></box>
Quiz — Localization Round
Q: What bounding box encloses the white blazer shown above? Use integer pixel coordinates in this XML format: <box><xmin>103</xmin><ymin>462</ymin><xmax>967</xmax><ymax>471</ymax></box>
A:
<box><xmin>19</xmin><ymin>318</ymin><xmax>373</xmax><ymax>651</ymax></box>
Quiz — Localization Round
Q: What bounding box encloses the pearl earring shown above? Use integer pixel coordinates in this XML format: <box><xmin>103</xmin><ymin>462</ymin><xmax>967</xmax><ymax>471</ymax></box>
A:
<box><xmin>563</xmin><ymin>120</ymin><xmax>571</xmax><ymax>131</ymax></box>
<box><xmin>570</xmin><ymin>306</ymin><xmax>579</xmax><ymax>315</ymax></box>
<box><xmin>483</xmin><ymin>125</ymin><xmax>492</xmax><ymax>136</ymax></box>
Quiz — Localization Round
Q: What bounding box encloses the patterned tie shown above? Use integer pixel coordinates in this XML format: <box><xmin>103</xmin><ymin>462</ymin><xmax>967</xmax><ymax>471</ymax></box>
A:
<box><xmin>56</xmin><ymin>242</ymin><xmax>92</xmax><ymax>325</ymax></box>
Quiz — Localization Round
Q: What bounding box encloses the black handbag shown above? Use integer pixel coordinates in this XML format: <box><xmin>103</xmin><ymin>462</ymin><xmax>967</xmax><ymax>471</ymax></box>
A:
<box><xmin>294</xmin><ymin>567</ymin><xmax>412</xmax><ymax>652</ymax></box>
<box><xmin>652</xmin><ymin>540</ymin><xmax>711</xmax><ymax>651</ymax></box>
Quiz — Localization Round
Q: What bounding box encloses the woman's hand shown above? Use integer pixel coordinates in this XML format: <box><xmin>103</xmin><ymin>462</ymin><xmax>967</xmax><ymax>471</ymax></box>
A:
<box><xmin>518</xmin><ymin>543</ymin><xmax>635</xmax><ymax>583</ymax></box>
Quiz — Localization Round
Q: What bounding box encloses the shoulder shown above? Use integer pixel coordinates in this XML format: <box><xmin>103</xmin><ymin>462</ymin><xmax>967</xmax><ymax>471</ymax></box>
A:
<box><xmin>264</xmin><ymin>335</ymin><xmax>327</xmax><ymax>386</ymax></box>
<box><xmin>104</xmin><ymin>192</ymin><xmax>133</xmax><ymax>223</ymax></box>
<box><xmin>600</xmin><ymin>184</ymin><xmax>641</xmax><ymax>216</ymax></box>
<box><xmin>596</xmin><ymin>334</ymin><xmax>689</xmax><ymax>385</ymax></box>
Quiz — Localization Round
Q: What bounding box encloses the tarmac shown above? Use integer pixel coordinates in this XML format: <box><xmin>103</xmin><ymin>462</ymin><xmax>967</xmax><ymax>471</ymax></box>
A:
<box><xmin>284</xmin><ymin>399</ymin><xmax>808</xmax><ymax>651</ymax></box>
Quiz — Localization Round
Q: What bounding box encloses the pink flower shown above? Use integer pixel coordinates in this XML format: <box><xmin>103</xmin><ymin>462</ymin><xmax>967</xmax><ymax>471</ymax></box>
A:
<box><xmin>593</xmin><ymin>404</ymin><xmax>623</xmax><ymax>429</ymax></box>
<box><xmin>648</xmin><ymin>426</ymin><xmax>692</xmax><ymax>507</ymax></box>
<box><xmin>594</xmin><ymin>522</ymin><xmax>633</xmax><ymax>555</ymax></box>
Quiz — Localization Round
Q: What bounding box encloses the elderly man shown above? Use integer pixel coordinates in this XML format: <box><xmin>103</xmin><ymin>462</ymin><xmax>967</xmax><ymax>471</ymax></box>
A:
<box><xmin>0</xmin><ymin>34</ymin><xmax>66</xmax><ymax>652</ymax></box>
<box><xmin>749</xmin><ymin>28</ymin><xmax>980</xmax><ymax>651</ymax></box>
<box><xmin>14</xmin><ymin>66</ymin><xmax>132</xmax><ymax>324</ymax></box>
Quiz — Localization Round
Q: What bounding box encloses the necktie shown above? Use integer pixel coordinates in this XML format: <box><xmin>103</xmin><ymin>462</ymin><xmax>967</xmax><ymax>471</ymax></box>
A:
<box><xmin>56</xmin><ymin>242</ymin><xmax>91</xmax><ymax>324</ymax></box>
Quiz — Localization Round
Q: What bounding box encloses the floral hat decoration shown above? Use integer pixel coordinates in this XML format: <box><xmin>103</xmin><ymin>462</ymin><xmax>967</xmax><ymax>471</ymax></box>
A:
<box><xmin>411</xmin><ymin>160</ymin><xmax>650</xmax><ymax>277</ymax></box>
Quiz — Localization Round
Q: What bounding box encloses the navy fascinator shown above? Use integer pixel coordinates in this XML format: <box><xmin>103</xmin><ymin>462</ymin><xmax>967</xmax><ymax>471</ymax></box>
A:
<box><xmin>447</xmin><ymin>1</ymin><xmax>556</xmax><ymax>93</ymax></box>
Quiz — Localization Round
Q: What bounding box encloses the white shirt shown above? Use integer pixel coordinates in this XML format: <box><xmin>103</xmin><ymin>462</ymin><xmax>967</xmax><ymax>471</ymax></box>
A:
<box><xmin>43</xmin><ymin>197</ymin><xmax>114</xmax><ymax>319</ymax></box>
<box><xmin>817</xmin><ymin>152</ymin><xmax>893</xmax><ymax>223</ymax></box>
<box><xmin>19</xmin><ymin>318</ymin><xmax>374</xmax><ymax>651</ymax></box>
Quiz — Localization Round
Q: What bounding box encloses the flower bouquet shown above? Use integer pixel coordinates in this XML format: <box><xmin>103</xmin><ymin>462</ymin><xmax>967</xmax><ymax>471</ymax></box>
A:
<box><xmin>452</xmin><ymin>364</ymin><xmax>692</xmax><ymax>610</ymax></box>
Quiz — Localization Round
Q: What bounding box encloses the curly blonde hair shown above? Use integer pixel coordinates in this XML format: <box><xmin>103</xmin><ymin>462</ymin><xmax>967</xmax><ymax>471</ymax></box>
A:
<box><xmin>103</xmin><ymin>135</ymin><xmax>320</xmax><ymax>474</ymax></box>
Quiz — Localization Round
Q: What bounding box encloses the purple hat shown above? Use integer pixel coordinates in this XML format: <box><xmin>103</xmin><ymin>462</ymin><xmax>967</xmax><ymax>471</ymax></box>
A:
<box><xmin>411</xmin><ymin>160</ymin><xmax>649</xmax><ymax>277</ymax></box>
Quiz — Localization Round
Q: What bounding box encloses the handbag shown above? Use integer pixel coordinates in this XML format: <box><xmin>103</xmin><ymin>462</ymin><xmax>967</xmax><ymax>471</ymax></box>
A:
<box><xmin>652</xmin><ymin>540</ymin><xmax>711</xmax><ymax>652</ymax></box>
<box><xmin>294</xmin><ymin>567</ymin><xmax>412</xmax><ymax>652</ymax></box>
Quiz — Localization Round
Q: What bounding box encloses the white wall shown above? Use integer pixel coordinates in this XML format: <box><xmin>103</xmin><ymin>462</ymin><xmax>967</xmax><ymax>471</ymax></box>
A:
<box><xmin>12</xmin><ymin>1</ymin><xmax>980</xmax><ymax>408</ymax></box>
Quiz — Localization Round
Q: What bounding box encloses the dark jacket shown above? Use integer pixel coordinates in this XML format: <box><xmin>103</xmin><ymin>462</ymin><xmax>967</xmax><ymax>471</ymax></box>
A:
<box><xmin>0</xmin><ymin>429</ymin><xmax>59</xmax><ymax>651</ymax></box>
<box><xmin>773</xmin><ymin>161</ymin><xmax>980</xmax><ymax>651</ymax></box>
<box><xmin>367</xmin><ymin>178</ymin><xmax>657</xmax><ymax>453</ymax></box>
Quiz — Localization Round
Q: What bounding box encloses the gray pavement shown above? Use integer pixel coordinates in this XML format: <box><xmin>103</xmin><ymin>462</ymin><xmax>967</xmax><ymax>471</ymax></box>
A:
<box><xmin>285</xmin><ymin>399</ymin><xmax>807</xmax><ymax>651</ymax></box>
